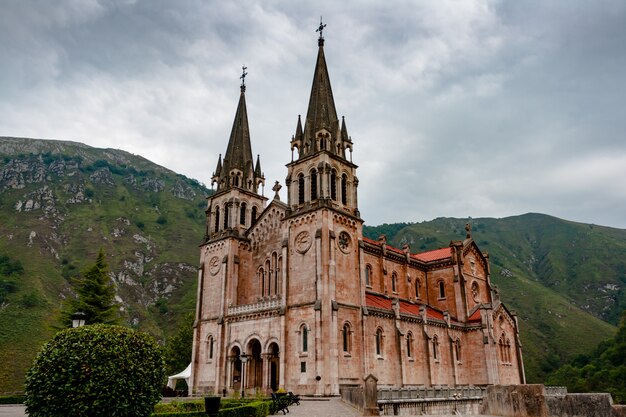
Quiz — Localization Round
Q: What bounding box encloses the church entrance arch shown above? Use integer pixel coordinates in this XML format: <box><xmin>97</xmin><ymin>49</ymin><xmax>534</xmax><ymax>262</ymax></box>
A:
<box><xmin>245</xmin><ymin>339</ymin><xmax>263</xmax><ymax>390</ymax></box>
<box><xmin>267</xmin><ymin>342</ymin><xmax>280</xmax><ymax>391</ymax></box>
<box><xmin>229</xmin><ymin>346</ymin><xmax>242</xmax><ymax>390</ymax></box>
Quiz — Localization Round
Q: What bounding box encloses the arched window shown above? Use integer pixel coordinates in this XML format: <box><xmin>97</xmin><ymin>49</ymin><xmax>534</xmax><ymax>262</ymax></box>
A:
<box><xmin>341</xmin><ymin>174</ymin><xmax>347</xmax><ymax>205</ymax></box>
<box><xmin>432</xmin><ymin>335</ymin><xmax>439</xmax><ymax>360</ymax></box>
<box><xmin>455</xmin><ymin>338</ymin><xmax>461</xmax><ymax>362</ymax></box>
<box><xmin>251</xmin><ymin>206</ymin><xmax>258</xmax><ymax>224</ymax></box>
<box><xmin>214</xmin><ymin>206</ymin><xmax>220</xmax><ymax>232</ymax></box>
<box><xmin>276</xmin><ymin>256</ymin><xmax>282</xmax><ymax>295</ymax></box>
<box><xmin>498</xmin><ymin>336</ymin><xmax>505</xmax><ymax>362</ymax></box>
<box><xmin>223</xmin><ymin>204</ymin><xmax>229</xmax><ymax>230</ymax></box>
<box><xmin>272</xmin><ymin>252</ymin><xmax>278</xmax><ymax>295</ymax></box>
<box><xmin>207</xmin><ymin>335</ymin><xmax>214</xmax><ymax>361</ymax></box>
<box><xmin>365</xmin><ymin>265</ymin><xmax>372</xmax><ymax>287</ymax></box>
<box><xmin>298</xmin><ymin>173</ymin><xmax>305</xmax><ymax>204</ymax></box>
<box><xmin>406</xmin><ymin>332</ymin><xmax>413</xmax><ymax>358</ymax></box>
<box><xmin>375</xmin><ymin>328</ymin><xmax>383</xmax><ymax>356</ymax></box>
<box><xmin>260</xmin><ymin>268</ymin><xmax>265</xmax><ymax>297</ymax></box>
<box><xmin>391</xmin><ymin>272</ymin><xmax>397</xmax><ymax>293</ymax></box>
<box><xmin>265</xmin><ymin>260</ymin><xmax>271</xmax><ymax>297</ymax></box>
<box><xmin>301</xmin><ymin>325</ymin><xmax>308</xmax><ymax>353</ymax></box>
<box><xmin>506</xmin><ymin>339</ymin><xmax>512</xmax><ymax>363</ymax></box>
<box><xmin>310</xmin><ymin>169</ymin><xmax>318</xmax><ymax>200</ymax></box>
<box><xmin>438</xmin><ymin>281</ymin><xmax>446</xmax><ymax>299</ymax></box>
<box><xmin>239</xmin><ymin>202</ymin><xmax>246</xmax><ymax>226</ymax></box>
<box><xmin>234</xmin><ymin>174</ymin><xmax>239</xmax><ymax>187</ymax></box>
<box><xmin>342</xmin><ymin>323</ymin><xmax>351</xmax><ymax>353</ymax></box>
<box><xmin>330</xmin><ymin>171</ymin><xmax>337</xmax><ymax>201</ymax></box>
<box><xmin>415</xmin><ymin>279</ymin><xmax>420</xmax><ymax>299</ymax></box>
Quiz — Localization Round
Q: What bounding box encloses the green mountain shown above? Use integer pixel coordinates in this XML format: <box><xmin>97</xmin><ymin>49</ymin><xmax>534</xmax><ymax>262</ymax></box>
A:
<box><xmin>0</xmin><ymin>137</ymin><xmax>622</xmax><ymax>391</ymax></box>
<box><xmin>0</xmin><ymin>137</ymin><xmax>211</xmax><ymax>392</ymax></box>
<box><xmin>364</xmin><ymin>215</ymin><xmax>624</xmax><ymax>382</ymax></box>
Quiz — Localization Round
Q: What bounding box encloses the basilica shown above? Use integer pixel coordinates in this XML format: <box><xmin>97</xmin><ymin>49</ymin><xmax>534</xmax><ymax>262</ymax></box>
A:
<box><xmin>189</xmin><ymin>27</ymin><xmax>525</xmax><ymax>396</ymax></box>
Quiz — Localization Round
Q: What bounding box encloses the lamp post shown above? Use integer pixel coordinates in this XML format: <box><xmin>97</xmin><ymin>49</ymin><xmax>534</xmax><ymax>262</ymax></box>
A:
<box><xmin>72</xmin><ymin>311</ymin><xmax>86</xmax><ymax>328</ymax></box>
<box><xmin>240</xmin><ymin>353</ymin><xmax>248</xmax><ymax>398</ymax></box>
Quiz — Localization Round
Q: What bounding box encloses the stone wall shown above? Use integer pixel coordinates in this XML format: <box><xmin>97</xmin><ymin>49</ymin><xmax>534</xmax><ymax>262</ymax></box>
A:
<box><xmin>545</xmin><ymin>393</ymin><xmax>615</xmax><ymax>417</ymax></box>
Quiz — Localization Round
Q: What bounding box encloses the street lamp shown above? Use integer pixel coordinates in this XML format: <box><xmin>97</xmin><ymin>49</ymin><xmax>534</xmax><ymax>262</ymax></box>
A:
<box><xmin>72</xmin><ymin>311</ymin><xmax>86</xmax><ymax>328</ymax></box>
<box><xmin>240</xmin><ymin>353</ymin><xmax>248</xmax><ymax>398</ymax></box>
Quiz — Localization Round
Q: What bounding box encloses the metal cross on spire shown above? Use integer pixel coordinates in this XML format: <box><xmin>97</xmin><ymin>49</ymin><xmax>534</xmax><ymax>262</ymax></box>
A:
<box><xmin>316</xmin><ymin>16</ymin><xmax>326</xmax><ymax>46</ymax></box>
<box><xmin>240</xmin><ymin>65</ymin><xmax>248</xmax><ymax>92</ymax></box>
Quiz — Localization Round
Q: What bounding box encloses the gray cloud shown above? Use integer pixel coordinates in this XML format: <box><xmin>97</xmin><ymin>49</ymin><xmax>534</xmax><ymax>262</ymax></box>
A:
<box><xmin>1</xmin><ymin>0</ymin><xmax>625</xmax><ymax>228</ymax></box>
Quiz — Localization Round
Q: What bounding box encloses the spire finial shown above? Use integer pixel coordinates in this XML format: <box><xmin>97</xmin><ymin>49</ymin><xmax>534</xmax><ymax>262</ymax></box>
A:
<box><xmin>240</xmin><ymin>65</ymin><xmax>248</xmax><ymax>92</ymax></box>
<box><xmin>316</xmin><ymin>16</ymin><xmax>326</xmax><ymax>46</ymax></box>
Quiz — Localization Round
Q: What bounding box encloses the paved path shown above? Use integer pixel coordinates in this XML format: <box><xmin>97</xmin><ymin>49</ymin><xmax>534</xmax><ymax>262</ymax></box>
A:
<box><xmin>0</xmin><ymin>405</ymin><xmax>26</xmax><ymax>417</ymax></box>
<box><xmin>272</xmin><ymin>397</ymin><xmax>361</xmax><ymax>417</ymax></box>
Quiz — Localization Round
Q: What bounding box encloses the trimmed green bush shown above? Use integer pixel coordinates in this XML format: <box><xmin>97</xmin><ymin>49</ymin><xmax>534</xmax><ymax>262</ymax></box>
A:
<box><xmin>25</xmin><ymin>324</ymin><xmax>165</xmax><ymax>417</ymax></box>
<box><xmin>0</xmin><ymin>395</ymin><xmax>25</xmax><ymax>404</ymax></box>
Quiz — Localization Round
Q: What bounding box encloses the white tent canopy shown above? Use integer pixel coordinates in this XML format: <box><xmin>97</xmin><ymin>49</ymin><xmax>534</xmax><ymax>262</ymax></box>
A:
<box><xmin>167</xmin><ymin>363</ymin><xmax>191</xmax><ymax>389</ymax></box>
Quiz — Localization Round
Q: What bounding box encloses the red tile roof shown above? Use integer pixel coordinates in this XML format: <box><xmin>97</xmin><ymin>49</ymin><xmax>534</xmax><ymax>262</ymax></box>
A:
<box><xmin>412</xmin><ymin>247</ymin><xmax>452</xmax><ymax>262</ymax></box>
<box><xmin>365</xmin><ymin>293</ymin><xmax>392</xmax><ymax>310</ymax></box>
<box><xmin>363</xmin><ymin>236</ymin><xmax>452</xmax><ymax>263</ymax></box>
<box><xmin>468</xmin><ymin>309</ymin><xmax>482</xmax><ymax>323</ymax></box>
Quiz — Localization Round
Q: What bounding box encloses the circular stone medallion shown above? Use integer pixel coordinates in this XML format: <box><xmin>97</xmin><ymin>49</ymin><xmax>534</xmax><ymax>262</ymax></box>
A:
<box><xmin>209</xmin><ymin>256</ymin><xmax>221</xmax><ymax>275</ymax></box>
<box><xmin>295</xmin><ymin>231</ymin><xmax>312</xmax><ymax>254</ymax></box>
<box><xmin>337</xmin><ymin>231</ymin><xmax>351</xmax><ymax>254</ymax></box>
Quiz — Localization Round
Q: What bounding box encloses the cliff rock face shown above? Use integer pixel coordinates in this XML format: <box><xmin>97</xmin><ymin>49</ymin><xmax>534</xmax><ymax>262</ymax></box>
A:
<box><xmin>0</xmin><ymin>138</ymin><xmax>212</xmax><ymax>390</ymax></box>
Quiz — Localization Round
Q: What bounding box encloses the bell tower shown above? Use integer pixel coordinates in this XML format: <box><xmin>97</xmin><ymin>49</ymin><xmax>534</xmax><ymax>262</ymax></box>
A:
<box><xmin>286</xmin><ymin>21</ymin><xmax>359</xmax><ymax>219</ymax></box>
<box><xmin>204</xmin><ymin>67</ymin><xmax>267</xmax><ymax>241</ymax></box>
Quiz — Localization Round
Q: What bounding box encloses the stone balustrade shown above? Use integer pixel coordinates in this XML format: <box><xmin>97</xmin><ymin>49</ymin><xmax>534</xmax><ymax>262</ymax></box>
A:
<box><xmin>227</xmin><ymin>298</ymin><xmax>283</xmax><ymax>316</ymax></box>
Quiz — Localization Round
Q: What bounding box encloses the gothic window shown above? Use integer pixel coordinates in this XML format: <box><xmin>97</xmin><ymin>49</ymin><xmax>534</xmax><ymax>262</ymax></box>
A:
<box><xmin>301</xmin><ymin>324</ymin><xmax>309</xmax><ymax>353</ymax></box>
<box><xmin>298</xmin><ymin>173</ymin><xmax>305</xmax><ymax>204</ymax></box>
<box><xmin>365</xmin><ymin>265</ymin><xmax>372</xmax><ymax>287</ymax></box>
<box><xmin>259</xmin><ymin>268</ymin><xmax>265</xmax><ymax>297</ymax></box>
<box><xmin>276</xmin><ymin>256</ymin><xmax>282</xmax><ymax>295</ymax></box>
<box><xmin>406</xmin><ymin>332</ymin><xmax>413</xmax><ymax>358</ymax></box>
<box><xmin>251</xmin><ymin>206</ymin><xmax>258</xmax><ymax>224</ymax></box>
<box><xmin>207</xmin><ymin>335</ymin><xmax>214</xmax><ymax>361</ymax></box>
<box><xmin>342</xmin><ymin>323</ymin><xmax>351</xmax><ymax>353</ymax></box>
<box><xmin>391</xmin><ymin>272</ymin><xmax>398</xmax><ymax>293</ymax></box>
<box><xmin>310</xmin><ymin>169</ymin><xmax>318</xmax><ymax>200</ymax></box>
<box><xmin>240</xmin><ymin>203</ymin><xmax>247</xmax><ymax>226</ymax></box>
<box><xmin>498</xmin><ymin>336</ymin><xmax>504</xmax><ymax>362</ymax></box>
<box><xmin>341</xmin><ymin>174</ymin><xmax>347</xmax><ymax>205</ymax></box>
<box><xmin>375</xmin><ymin>328</ymin><xmax>384</xmax><ymax>356</ymax></box>
<box><xmin>214</xmin><ymin>206</ymin><xmax>220</xmax><ymax>232</ymax></box>
<box><xmin>432</xmin><ymin>335</ymin><xmax>439</xmax><ymax>360</ymax></box>
<box><xmin>223</xmin><ymin>204</ymin><xmax>229</xmax><ymax>230</ymax></box>
<box><xmin>319</xmin><ymin>137</ymin><xmax>325</xmax><ymax>150</ymax></box>
<box><xmin>504</xmin><ymin>339</ymin><xmax>511</xmax><ymax>363</ymax></box>
<box><xmin>234</xmin><ymin>174</ymin><xmax>239</xmax><ymax>187</ymax></box>
<box><xmin>455</xmin><ymin>338</ymin><xmax>461</xmax><ymax>362</ymax></box>
<box><xmin>272</xmin><ymin>252</ymin><xmax>278</xmax><ymax>295</ymax></box>
<box><xmin>265</xmin><ymin>260</ymin><xmax>271</xmax><ymax>297</ymax></box>
<box><xmin>415</xmin><ymin>279</ymin><xmax>420</xmax><ymax>299</ymax></box>
<box><xmin>438</xmin><ymin>280</ymin><xmax>446</xmax><ymax>299</ymax></box>
<box><xmin>330</xmin><ymin>170</ymin><xmax>337</xmax><ymax>201</ymax></box>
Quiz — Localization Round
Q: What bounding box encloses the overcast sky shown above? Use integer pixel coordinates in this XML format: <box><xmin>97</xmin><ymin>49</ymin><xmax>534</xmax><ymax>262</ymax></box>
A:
<box><xmin>1</xmin><ymin>0</ymin><xmax>625</xmax><ymax>229</ymax></box>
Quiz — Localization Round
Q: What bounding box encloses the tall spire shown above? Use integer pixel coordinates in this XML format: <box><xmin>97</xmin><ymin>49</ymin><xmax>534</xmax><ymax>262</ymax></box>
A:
<box><xmin>303</xmin><ymin>18</ymin><xmax>339</xmax><ymax>151</ymax></box>
<box><xmin>212</xmin><ymin>67</ymin><xmax>264</xmax><ymax>193</ymax></box>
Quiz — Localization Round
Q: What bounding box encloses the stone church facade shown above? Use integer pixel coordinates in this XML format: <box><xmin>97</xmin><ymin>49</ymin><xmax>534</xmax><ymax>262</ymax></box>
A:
<box><xmin>190</xmin><ymin>30</ymin><xmax>525</xmax><ymax>396</ymax></box>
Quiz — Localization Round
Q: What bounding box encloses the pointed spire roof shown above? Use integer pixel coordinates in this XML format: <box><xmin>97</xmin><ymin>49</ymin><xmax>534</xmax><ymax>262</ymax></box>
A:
<box><xmin>254</xmin><ymin>154</ymin><xmax>262</xmax><ymax>177</ymax></box>
<box><xmin>212</xmin><ymin>68</ymin><xmax>264</xmax><ymax>194</ymax></box>
<box><xmin>303</xmin><ymin>29</ymin><xmax>339</xmax><ymax>146</ymax></box>
<box><xmin>222</xmin><ymin>87</ymin><xmax>253</xmax><ymax>174</ymax></box>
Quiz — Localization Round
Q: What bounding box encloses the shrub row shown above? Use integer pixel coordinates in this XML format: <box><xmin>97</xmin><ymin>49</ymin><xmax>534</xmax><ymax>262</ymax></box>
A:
<box><xmin>0</xmin><ymin>395</ymin><xmax>25</xmax><ymax>404</ymax></box>
<box><xmin>152</xmin><ymin>399</ymin><xmax>272</xmax><ymax>417</ymax></box>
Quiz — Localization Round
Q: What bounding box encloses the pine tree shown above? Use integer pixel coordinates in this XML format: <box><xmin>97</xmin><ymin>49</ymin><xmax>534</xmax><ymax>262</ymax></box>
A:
<box><xmin>60</xmin><ymin>249</ymin><xmax>118</xmax><ymax>326</ymax></box>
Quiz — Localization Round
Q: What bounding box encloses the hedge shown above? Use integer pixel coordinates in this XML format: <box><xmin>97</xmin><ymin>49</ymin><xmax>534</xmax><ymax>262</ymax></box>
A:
<box><xmin>0</xmin><ymin>395</ymin><xmax>25</xmax><ymax>404</ymax></box>
<box><xmin>151</xmin><ymin>399</ymin><xmax>272</xmax><ymax>417</ymax></box>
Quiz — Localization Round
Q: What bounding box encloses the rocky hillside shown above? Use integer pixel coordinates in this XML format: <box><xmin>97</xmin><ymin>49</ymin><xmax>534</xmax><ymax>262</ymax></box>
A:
<box><xmin>0</xmin><ymin>137</ymin><xmax>212</xmax><ymax>392</ymax></box>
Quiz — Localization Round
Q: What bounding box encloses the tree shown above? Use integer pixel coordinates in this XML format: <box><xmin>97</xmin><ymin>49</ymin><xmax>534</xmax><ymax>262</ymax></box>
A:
<box><xmin>25</xmin><ymin>324</ymin><xmax>165</xmax><ymax>417</ymax></box>
<box><xmin>60</xmin><ymin>248</ymin><xmax>118</xmax><ymax>326</ymax></box>
<box><xmin>164</xmin><ymin>313</ymin><xmax>194</xmax><ymax>377</ymax></box>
